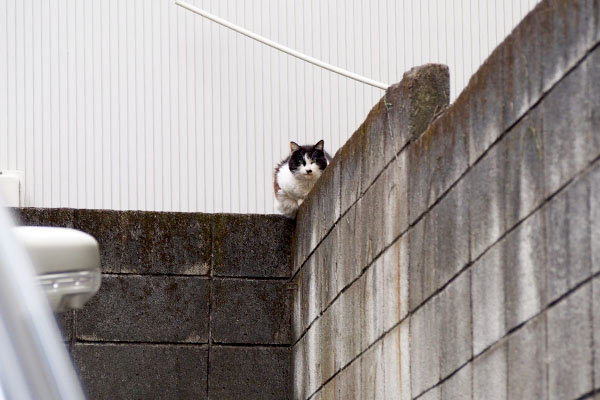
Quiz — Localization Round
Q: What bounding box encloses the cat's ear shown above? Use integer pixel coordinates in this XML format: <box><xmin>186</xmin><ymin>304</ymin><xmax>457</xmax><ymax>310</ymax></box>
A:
<box><xmin>290</xmin><ymin>141</ymin><xmax>301</xmax><ymax>152</ymax></box>
<box><xmin>314</xmin><ymin>140</ymin><xmax>324</xmax><ymax>151</ymax></box>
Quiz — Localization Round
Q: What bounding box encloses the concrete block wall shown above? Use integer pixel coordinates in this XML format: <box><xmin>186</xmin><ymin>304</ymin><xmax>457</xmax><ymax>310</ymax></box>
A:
<box><xmin>12</xmin><ymin>208</ymin><xmax>294</xmax><ymax>400</ymax></box>
<box><xmin>291</xmin><ymin>0</ymin><xmax>600</xmax><ymax>398</ymax></box>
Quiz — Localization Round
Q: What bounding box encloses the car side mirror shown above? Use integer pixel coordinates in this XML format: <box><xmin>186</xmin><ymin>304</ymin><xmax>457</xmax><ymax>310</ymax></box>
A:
<box><xmin>12</xmin><ymin>227</ymin><xmax>102</xmax><ymax>312</ymax></box>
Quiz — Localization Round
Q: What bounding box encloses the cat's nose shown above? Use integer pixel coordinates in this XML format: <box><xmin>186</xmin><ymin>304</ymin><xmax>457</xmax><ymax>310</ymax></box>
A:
<box><xmin>306</xmin><ymin>169</ymin><xmax>312</xmax><ymax>174</ymax></box>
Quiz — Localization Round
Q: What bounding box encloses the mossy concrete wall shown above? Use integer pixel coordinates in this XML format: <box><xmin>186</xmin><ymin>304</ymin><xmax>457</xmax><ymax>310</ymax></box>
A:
<box><xmin>291</xmin><ymin>0</ymin><xmax>600</xmax><ymax>399</ymax></box>
<box><xmin>11</xmin><ymin>208</ymin><xmax>294</xmax><ymax>400</ymax></box>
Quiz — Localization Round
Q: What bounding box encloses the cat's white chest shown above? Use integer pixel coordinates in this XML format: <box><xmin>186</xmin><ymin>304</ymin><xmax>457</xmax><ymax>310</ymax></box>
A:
<box><xmin>277</xmin><ymin>164</ymin><xmax>318</xmax><ymax>200</ymax></box>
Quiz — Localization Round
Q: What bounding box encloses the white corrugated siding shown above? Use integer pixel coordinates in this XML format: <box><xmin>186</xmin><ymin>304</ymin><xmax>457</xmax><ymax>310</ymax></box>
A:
<box><xmin>0</xmin><ymin>0</ymin><xmax>540</xmax><ymax>213</ymax></box>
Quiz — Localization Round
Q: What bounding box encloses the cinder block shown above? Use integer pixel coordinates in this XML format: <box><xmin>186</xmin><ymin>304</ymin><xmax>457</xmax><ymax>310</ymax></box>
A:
<box><xmin>316</xmin><ymin>154</ymin><xmax>342</xmax><ymax>239</ymax></box>
<box><xmin>75</xmin><ymin>275</ymin><xmax>209</xmax><ymax>343</ymax></box>
<box><xmin>74</xmin><ymin>210</ymin><xmax>212</xmax><ymax>275</ymax></box>
<box><xmin>334</xmin><ymin>280</ymin><xmax>362</xmax><ymax>371</ymax></box>
<box><xmin>408</xmin><ymin>107</ymin><xmax>469</xmax><ymax>222</ymax></box>
<box><xmin>304</xmin><ymin>322</ymin><xmax>322</xmax><ymax>397</ymax></box>
<box><xmin>440</xmin><ymin>364</ymin><xmax>471</xmax><ymax>400</ymax></box>
<box><xmin>361</xmin><ymin>257</ymin><xmax>385</xmax><ymax>350</ymax></box>
<box><xmin>500</xmin><ymin>7</ymin><xmax>544</xmax><ymax>128</ymax></box>
<box><xmin>431</xmin><ymin>181</ymin><xmax>469</xmax><ymax>291</ymax></box>
<box><xmin>468</xmin><ymin>142</ymin><xmax>506</xmax><ymax>261</ymax></box>
<box><xmin>409</xmin><ymin>181</ymin><xmax>469</xmax><ymax>311</ymax></box>
<box><xmin>504</xmin><ymin>211</ymin><xmax>546</xmax><ymax>331</ymax></box>
<box><xmin>507</xmin><ymin>314</ymin><xmax>547</xmax><ymax>400</ymax></box>
<box><xmin>407</xmin><ymin>216</ymin><xmax>434</xmax><ymax>311</ymax></box>
<box><xmin>547</xmin><ymin>282</ymin><xmax>593</xmax><ymax>400</ymax></box>
<box><xmin>438</xmin><ymin>271</ymin><xmax>472</xmax><ymax>379</ymax></box>
<box><xmin>361</xmin><ymin>99</ymin><xmax>388</xmax><ymax>191</ymax></box>
<box><xmin>72</xmin><ymin>343</ymin><xmax>208</xmax><ymax>400</ymax></box>
<box><xmin>359</xmin><ymin>174</ymin><xmax>386</xmax><ymax>267</ymax></box>
<box><xmin>71</xmin><ymin>209</ymin><xmax>124</xmax><ymax>273</ymax></box>
<box><xmin>319</xmin><ymin>226</ymin><xmax>339</xmax><ymax>310</ymax></box>
<box><xmin>291</xmin><ymin>221</ymin><xmax>307</xmax><ymax>275</ymax></box>
<box><xmin>465</xmin><ymin>45</ymin><xmax>507</xmax><ymax>165</ymax></box>
<box><xmin>321</xmin><ymin>379</ymin><xmax>335</xmax><ymax>400</ymax></box>
<box><xmin>383</xmin><ymin>151</ymin><xmax>409</xmax><ymax>246</ymax></box>
<box><xmin>545</xmin><ymin>175</ymin><xmax>591</xmax><ymax>303</ymax></box>
<box><xmin>360</xmin><ymin>339</ymin><xmax>385</xmax><ymax>400</ymax></box>
<box><xmin>410</xmin><ymin>297</ymin><xmax>440</xmax><ymax>397</ymax></box>
<box><xmin>592</xmin><ymin>163</ymin><xmax>600</xmax><ymax>275</ymax></box>
<box><xmin>212</xmin><ymin>278</ymin><xmax>290</xmax><ymax>345</ymax></box>
<box><xmin>408</xmin><ymin>214</ymin><xmax>434</xmax><ymax>311</ymax></box>
<box><xmin>382</xmin><ymin>235</ymin><xmax>409</xmax><ymax>331</ymax></box>
<box><xmin>209</xmin><ymin>346</ymin><xmax>290</xmax><ymax>400</ymax></box>
<box><xmin>146</xmin><ymin>212</ymin><xmax>212</xmax><ymax>275</ymax></box>
<box><xmin>472</xmin><ymin>340</ymin><xmax>507</xmax><ymax>400</ymax></box>
<box><xmin>502</xmin><ymin>112</ymin><xmax>545</xmax><ymax>230</ymax></box>
<box><xmin>472</xmin><ymin>243</ymin><xmax>505</xmax><ymax>356</ymax></box>
<box><xmin>593</xmin><ymin>276</ymin><xmax>600</xmax><ymax>391</ymax></box>
<box><xmin>419</xmin><ymin>387</ymin><xmax>441</xmax><ymax>400</ymax></box>
<box><xmin>311</xmin><ymin>390</ymin><xmax>322</xmax><ymax>400</ymax></box>
<box><xmin>319</xmin><ymin>307</ymin><xmax>336</xmax><ymax>383</ymax></box>
<box><xmin>292</xmin><ymin>337</ymin><xmax>306</xmax><ymax>400</ymax></box>
<box><xmin>340</xmin><ymin>130</ymin><xmax>364</xmax><ymax>215</ymax></box>
<box><xmin>213</xmin><ymin>214</ymin><xmax>293</xmax><ymax>278</ymax></box>
<box><xmin>12</xmin><ymin>207</ymin><xmax>75</xmax><ymax>228</ymax></box>
<box><xmin>291</xmin><ymin>267</ymin><xmax>304</xmax><ymax>343</ymax></box>
<box><xmin>305</xmin><ymin>186</ymin><xmax>324</xmax><ymax>255</ymax></box>
<box><xmin>539</xmin><ymin>0</ymin><xmax>600</xmax><ymax>94</ymax></box>
<box><xmin>384</xmin><ymin>64</ymin><xmax>450</xmax><ymax>164</ymax></box>
<box><xmin>337</xmin><ymin>205</ymin><xmax>362</xmax><ymax>291</ymax></box>
<box><xmin>55</xmin><ymin>311</ymin><xmax>73</xmax><ymax>342</ymax></box>
<box><xmin>380</xmin><ymin>328</ymin><xmax>401</xmax><ymax>399</ymax></box>
<box><xmin>542</xmin><ymin>48</ymin><xmax>600</xmax><ymax>197</ymax></box>
<box><xmin>381</xmin><ymin>322</ymin><xmax>411</xmax><ymax>400</ymax></box>
<box><xmin>335</xmin><ymin>357</ymin><xmax>362</xmax><ymax>400</ymax></box>
<box><xmin>300</xmin><ymin>254</ymin><xmax>321</xmax><ymax>336</ymax></box>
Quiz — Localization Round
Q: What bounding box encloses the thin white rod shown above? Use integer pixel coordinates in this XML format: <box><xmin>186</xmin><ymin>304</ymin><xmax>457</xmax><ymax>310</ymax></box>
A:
<box><xmin>175</xmin><ymin>0</ymin><xmax>390</xmax><ymax>90</ymax></box>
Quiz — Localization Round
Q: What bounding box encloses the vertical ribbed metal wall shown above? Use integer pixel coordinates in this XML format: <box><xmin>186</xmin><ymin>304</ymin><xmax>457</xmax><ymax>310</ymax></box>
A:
<box><xmin>0</xmin><ymin>0</ymin><xmax>540</xmax><ymax>214</ymax></box>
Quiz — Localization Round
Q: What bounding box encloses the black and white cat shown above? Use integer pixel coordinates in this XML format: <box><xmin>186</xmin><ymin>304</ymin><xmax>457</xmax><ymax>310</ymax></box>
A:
<box><xmin>274</xmin><ymin>140</ymin><xmax>331</xmax><ymax>218</ymax></box>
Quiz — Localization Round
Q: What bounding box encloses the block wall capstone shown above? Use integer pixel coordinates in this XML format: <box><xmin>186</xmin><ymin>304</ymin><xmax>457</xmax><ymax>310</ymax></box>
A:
<box><xmin>291</xmin><ymin>0</ymin><xmax>600</xmax><ymax>398</ymax></box>
<box><xmin>12</xmin><ymin>208</ymin><xmax>294</xmax><ymax>400</ymax></box>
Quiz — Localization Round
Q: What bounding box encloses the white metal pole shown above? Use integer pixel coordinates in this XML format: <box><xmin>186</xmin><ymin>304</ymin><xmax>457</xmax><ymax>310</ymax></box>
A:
<box><xmin>175</xmin><ymin>0</ymin><xmax>390</xmax><ymax>90</ymax></box>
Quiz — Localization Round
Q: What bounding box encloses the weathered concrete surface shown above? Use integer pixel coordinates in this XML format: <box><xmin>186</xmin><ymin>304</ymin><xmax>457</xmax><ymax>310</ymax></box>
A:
<box><xmin>14</xmin><ymin>208</ymin><xmax>213</xmax><ymax>275</ymax></box>
<box><xmin>503</xmin><ymin>211</ymin><xmax>547</xmax><ymax>331</ymax></box>
<box><xmin>213</xmin><ymin>214</ymin><xmax>294</xmax><ymax>278</ymax></box>
<box><xmin>472</xmin><ymin>341</ymin><xmax>507</xmax><ymax>400</ymax></box>
<box><xmin>438</xmin><ymin>271</ymin><xmax>472</xmax><ymax>380</ymax></box>
<box><xmin>291</xmin><ymin>1</ymin><xmax>600</xmax><ymax>399</ymax></box>
<box><xmin>440</xmin><ymin>364</ymin><xmax>471</xmax><ymax>400</ymax></box>
<box><xmin>209</xmin><ymin>346</ymin><xmax>290</xmax><ymax>400</ymax></box>
<box><xmin>507</xmin><ymin>314</ymin><xmax>547</xmax><ymax>400</ymax></box>
<box><xmin>76</xmin><ymin>275</ymin><xmax>210</xmax><ymax>343</ymax></box>
<box><xmin>409</xmin><ymin>180</ymin><xmax>469</xmax><ymax>311</ymax></box>
<box><xmin>13</xmin><ymin>207</ymin><xmax>293</xmax><ymax>399</ymax></box>
<box><xmin>56</xmin><ymin>311</ymin><xmax>73</xmax><ymax>342</ymax></box>
<box><xmin>410</xmin><ymin>296</ymin><xmax>440</xmax><ymax>397</ymax></box>
<box><xmin>471</xmin><ymin>244</ymin><xmax>505</xmax><ymax>356</ymax></box>
<box><xmin>72</xmin><ymin>343</ymin><xmax>208</xmax><ymax>400</ymax></box>
<box><xmin>292</xmin><ymin>63</ymin><xmax>450</xmax><ymax>273</ymax></box>
<box><xmin>547</xmin><ymin>283</ymin><xmax>593</xmax><ymax>400</ymax></box>
<box><xmin>212</xmin><ymin>278</ymin><xmax>291</xmax><ymax>344</ymax></box>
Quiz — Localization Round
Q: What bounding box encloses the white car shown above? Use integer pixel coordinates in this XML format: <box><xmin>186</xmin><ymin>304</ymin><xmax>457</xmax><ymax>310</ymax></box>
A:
<box><xmin>0</xmin><ymin>204</ymin><xmax>101</xmax><ymax>400</ymax></box>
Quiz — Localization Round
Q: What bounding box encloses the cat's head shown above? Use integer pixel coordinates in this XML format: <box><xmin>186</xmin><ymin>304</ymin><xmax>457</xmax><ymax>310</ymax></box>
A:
<box><xmin>288</xmin><ymin>140</ymin><xmax>328</xmax><ymax>179</ymax></box>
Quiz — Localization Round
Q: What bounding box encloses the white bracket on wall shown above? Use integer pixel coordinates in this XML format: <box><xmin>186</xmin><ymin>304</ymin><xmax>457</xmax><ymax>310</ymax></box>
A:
<box><xmin>0</xmin><ymin>170</ymin><xmax>25</xmax><ymax>207</ymax></box>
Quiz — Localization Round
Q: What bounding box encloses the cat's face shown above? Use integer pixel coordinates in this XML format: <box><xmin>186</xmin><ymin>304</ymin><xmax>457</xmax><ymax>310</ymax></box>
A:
<box><xmin>288</xmin><ymin>140</ymin><xmax>328</xmax><ymax>179</ymax></box>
